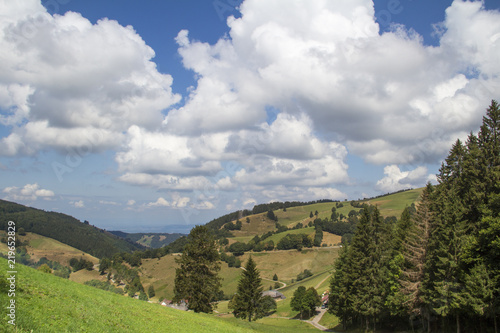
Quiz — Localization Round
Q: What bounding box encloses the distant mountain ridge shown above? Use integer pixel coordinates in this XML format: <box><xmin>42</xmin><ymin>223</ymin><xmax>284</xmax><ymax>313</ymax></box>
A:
<box><xmin>109</xmin><ymin>231</ymin><xmax>186</xmax><ymax>248</ymax></box>
<box><xmin>0</xmin><ymin>199</ymin><xmax>144</xmax><ymax>258</ymax></box>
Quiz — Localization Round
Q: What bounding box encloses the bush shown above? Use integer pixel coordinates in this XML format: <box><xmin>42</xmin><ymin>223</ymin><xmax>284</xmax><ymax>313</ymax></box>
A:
<box><xmin>69</xmin><ymin>257</ymin><xmax>94</xmax><ymax>272</ymax></box>
<box><xmin>38</xmin><ymin>264</ymin><xmax>52</xmax><ymax>274</ymax></box>
<box><xmin>276</xmin><ymin>234</ymin><xmax>312</xmax><ymax>250</ymax></box>
<box><xmin>296</xmin><ymin>269</ymin><xmax>313</xmax><ymax>282</ymax></box>
<box><xmin>84</xmin><ymin>279</ymin><xmax>124</xmax><ymax>295</ymax></box>
<box><xmin>148</xmin><ymin>285</ymin><xmax>155</xmax><ymax>298</ymax></box>
<box><xmin>228</xmin><ymin>242</ymin><xmax>251</xmax><ymax>256</ymax></box>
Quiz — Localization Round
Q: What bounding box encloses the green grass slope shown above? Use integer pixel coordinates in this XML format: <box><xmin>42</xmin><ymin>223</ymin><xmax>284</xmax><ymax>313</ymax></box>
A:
<box><xmin>365</xmin><ymin>188</ymin><xmax>423</xmax><ymax>218</ymax></box>
<box><xmin>0</xmin><ymin>231</ymin><xmax>99</xmax><ymax>267</ymax></box>
<box><xmin>0</xmin><ymin>199</ymin><xmax>143</xmax><ymax>258</ymax></box>
<box><xmin>224</xmin><ymin>189</ymin><xmax>423</xmax><ymax>240</ymax></box>
<box><xmin>0</xmin><ymin>257</ymin><xmax>322</xmax><ymax>333</ymax></box>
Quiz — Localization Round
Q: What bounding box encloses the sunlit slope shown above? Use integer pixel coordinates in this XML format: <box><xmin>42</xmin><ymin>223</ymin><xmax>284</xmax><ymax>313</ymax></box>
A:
<box><xmin>222</xmin><ymin>188</ymin><xmax>423</xmax><ymax>243</ymax></box>
<box><xmin>0</xmin><ymin>199</ymin><xmax>143</xmax><ymax>257</ymax></box>
<box><xmin>0</xmin><ymin>231</ymin><xmax>99</xmax><ymax>267</ymax></box>
<box><xmin>0</xmin><ymin>257</ymin><xmax>267</xmax><ymax>333</ymax></box>
<box><xmin>365</xmin><ymin>187</ymin><xmax>423</xmax><ymax>218</ymax></box>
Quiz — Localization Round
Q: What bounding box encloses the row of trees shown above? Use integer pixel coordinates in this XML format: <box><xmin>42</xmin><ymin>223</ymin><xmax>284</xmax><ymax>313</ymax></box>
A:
<box><xmin>329</xmin><ymin>100</ymin><xmax>500</xmax><ymax>332</ymax></box>
<box><xmin>98</xmin><ymin>255</ymin><xmax>146</xmax><ymax>298</ymax></box>
<box><xmin>291</xmin><ymin>286</ymin><xmax>321</xmax><ymax>319</ymax></box>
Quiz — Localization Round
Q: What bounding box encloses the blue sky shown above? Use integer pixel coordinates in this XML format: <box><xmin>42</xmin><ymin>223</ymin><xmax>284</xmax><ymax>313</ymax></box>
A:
<box><xmin>1</xmin><ymin>0</ymin><xmax>499</xmax><ymax>233</ymax></box>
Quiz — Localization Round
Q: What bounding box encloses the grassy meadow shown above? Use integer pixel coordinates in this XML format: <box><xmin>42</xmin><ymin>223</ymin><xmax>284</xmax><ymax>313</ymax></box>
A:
<box><xmin>365</xmin><ymin>188</ymin><xmax>423</xmax><ymax>218</ymax></box>
<box><xmin>0</xmin><ymin>231</ymin><xmax>99</xmax><ymax>267</ymax></box>
<box><xmin>0</xmin><ymin>257</ymin><xmax>331</xmax><ymax>332</ymax></box>
<box><xmin>139</xmin><ymin>246</ymin><xmax>339</xmax><ymax>301</ymax></box>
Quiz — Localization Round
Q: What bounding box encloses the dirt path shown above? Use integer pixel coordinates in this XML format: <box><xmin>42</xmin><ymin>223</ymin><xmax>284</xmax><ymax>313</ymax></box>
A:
<box><xmin>315</xmin><ymin>273</ymin><xmax>332</xmax><ymax>290</ymax></box>
<box><xmin>305</xmin><ymin>308</ymin><xmax>339</xmax><ymax>332</ymax></box>
<box><xmin>304</xmin><ymin>308</ymin><xmax>334</xmax><ymax>331</ymax></box>
<box><xmin>240</xmin><ymin>266</ymin><xmax>287</xmax><ymax>289</ymax></box>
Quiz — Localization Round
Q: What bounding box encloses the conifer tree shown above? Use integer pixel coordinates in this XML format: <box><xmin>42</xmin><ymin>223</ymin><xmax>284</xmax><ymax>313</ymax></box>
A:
<box><xmin>422</xmin><ymin>137</ymin><xmax>473</xmax><ymax>332</ymax></box>
<box><xmin>421</xmin><ymin>100</ymin><xmax>500</xmax><ymax>332</ymax></box>
<box><xmin>173</xmin><ymin>225</ymin><xmax>222</xmax><ymax>313</ymax></box>
<box><xmin>347</xmin><ymin>207</ymin><xmax>389</xmax><ymax>330</ymax></box>
<box><xmin>385</xmin><ymin>206</ymin><xmax>412</xmax><ymax>319</ymax></box>
<box><xmin>329</xmin><ymin>244</ymin><xmax>353</xmax><ymax>329</ymax></box>
<box><xmin>231</xmin><ymin>256</ymin><xmax>267</xmax><ymax>322</ymax></box>
<box><xmin>399</xmin><ymin>184</ymin><xmax>433</xmax><ymax>331</ymax></box>
<box><xmin>462</xmin><ymin>100</ymin><xmax>500</xmax><ymax>332</ymax></box>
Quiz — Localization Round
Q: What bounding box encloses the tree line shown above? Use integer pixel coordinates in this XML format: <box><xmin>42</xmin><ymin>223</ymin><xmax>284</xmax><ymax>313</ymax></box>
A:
<box><xmin>329</xmin><ymin>100</ymin><xmax>500</xmax><ymax>333</ymax></box>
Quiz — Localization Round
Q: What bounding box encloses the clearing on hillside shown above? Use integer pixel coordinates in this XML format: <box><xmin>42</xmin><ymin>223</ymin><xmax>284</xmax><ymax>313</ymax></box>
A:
<box><xmin>0</xmin><ymin>231</ymin><xmax>99</xmax><ymax>266</ymax></box>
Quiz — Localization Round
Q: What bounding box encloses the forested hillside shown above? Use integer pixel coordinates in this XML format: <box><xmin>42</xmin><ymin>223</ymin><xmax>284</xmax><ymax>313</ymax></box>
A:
<box><xmin>0</xmin><ymin>200</ymin><xmax>143</xmax><ymax>258</ymax></box>
<box><xmin>329</xmin><ymin>100</ymin><xmax>500</xmax><ymax>332</ymax></box>
<box><xmin>109</xmin><ymin>231</ymin><xmax>185</xmax><ymax>248</ymax></box>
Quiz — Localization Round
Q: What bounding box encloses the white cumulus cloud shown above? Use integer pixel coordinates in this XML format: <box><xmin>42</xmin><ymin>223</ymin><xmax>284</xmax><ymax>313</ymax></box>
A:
<box><xmin>376</xmin><ymin>165</ymin><xmax>435</xmax><ymax>193</ymax></box>
<box><xmin>2</xmin><ymin>183</ymin><xmax>54</xmax><ymax>201</ymax></box>
<box><xmin>0</xmin><ymin>2</ymin><xmax>180</xmax><ymax>155</ymax></box>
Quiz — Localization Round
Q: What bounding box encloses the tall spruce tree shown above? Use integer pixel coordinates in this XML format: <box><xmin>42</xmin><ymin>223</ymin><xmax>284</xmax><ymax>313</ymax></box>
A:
<box><xmin>345</xmin><ymin>206</ymin><xmax>390</xmax><ymax>330</ymax></box>
<box><xmin>399</xmin><ymin>184</ymin><xmax>433</xmax><ymax>331</ymax></box>
<box><xmin>422</xmin><ymin>141</ymin><xmax>468</xmax><ymax>332</ymax></box>
<box><xmin>231</xmin><ymin>256</ymin><xmax>267</xmax><ymax>322</ymax></box>
<box><xmin>329</xmin><ymin>100</ymin><xmax>500</xmax><ymax>332</ymax></box>
<box><xmin>385</xmin><ymin>206</ymin><xmax>413</xmax><ymax>320</ymax></box>
<box><xmin>173</xmin><ymin>225</ymin><xmax>222</xmax><ymax>313</ymax></box>
<box><xmin>462</xmin><ymin>100</ymin><xmax>500</xmax><ymax>332</ymax></box>
<box><xmin>329</xmin><ymin>244</ymin><xmax>354</xmax><ymax>329</ymax></box>
<box><xmin>421</xmin><ymin>100</ymin><xmax>500</xmax><ymax>332</ymax></box>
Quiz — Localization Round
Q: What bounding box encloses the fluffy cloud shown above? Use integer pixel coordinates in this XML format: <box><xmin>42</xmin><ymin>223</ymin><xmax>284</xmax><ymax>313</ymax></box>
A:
<box><xmin>376</xmin><ymin>165</ymin><xmax>436</xmax><ymax>193</ymax></box>
<box><xmin>147</xmin><ymin>197</ymin><xmax>172</xmax><ymax>207</ymax></box>
<box><xmin>2</xmin><ymin>0</ymin><xmax>499</xmax><ymax>215</ymax></box>
<box><xmin>116</xmin><ymin>125</ymin><xmax>223</xmax><ymax>177</ymax></box>
<box><xmin>0</xmin><ymin>1</ymin><xmax>180</xmax><ymax>155</ymax></box>
<box><xmin>2</xmin><ymin>183</ymin><xmax>54</xmax><ymax>201</ymax></box>
<box><xmin>146</xmin><ymin>194</ymin><xmax>205</xmax><ymax>209</ymax></box>
<box><xmin>259</xmin><ymin>186</ymin><xmax>347</xmax><ymax>202</ymax></box>
<box><xmin>114</xmin><ymin>0</ymin><xmax>500</xmax><ymax>207</ymax></box>
<box><xmin>167</xmin><ymin>0</ymin><xmax>500</xmax><ymax>167</ymax></box>
<box><xmin>71</xmin><ymin>200</ymin><xmax>85</xmax><ymax>208</ymax></box>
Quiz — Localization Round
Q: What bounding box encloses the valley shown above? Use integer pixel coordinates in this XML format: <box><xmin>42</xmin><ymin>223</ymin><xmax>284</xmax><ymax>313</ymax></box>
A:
<box><xmin>0</xmin><ymin>188</ymin><xmax>421</xmax><ymax>332</ymax></box>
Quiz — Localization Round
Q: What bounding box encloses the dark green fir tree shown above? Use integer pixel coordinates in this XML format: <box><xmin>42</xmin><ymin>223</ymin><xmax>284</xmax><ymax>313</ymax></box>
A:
<box><xmin>231</xmin><ymin>256</ymin><xmax>272</xmax><ymax>322</ymax></box>
<box><xmin>173</xmin><ymin>225</ymin><xmax>222</xmax><ymax>313</ymax></box>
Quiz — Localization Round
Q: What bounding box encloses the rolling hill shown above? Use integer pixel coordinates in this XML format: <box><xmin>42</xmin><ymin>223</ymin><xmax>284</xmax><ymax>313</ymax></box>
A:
<box><xmin>0</xmin><ymin>231</ymin><xmax>99</xmax><ymax>267</ymax></box>
<box><xmin>109</xmin><ymin>231</ymin><xmax>186</xmax><ymax>248</ymax></box>
<box><xmin>0</xmin><ymin>257</ymin><xmax>321</xmax><ymax>332</ymax></box>
<box><xmin>0</xmin><ymin>188</ymin><xmax>424</xmax><ymax>332</ymax></box>
<box><xmin>0</xmin><ymin>199</ymin><xmax>144</xmax><ymax>258</ymax></box>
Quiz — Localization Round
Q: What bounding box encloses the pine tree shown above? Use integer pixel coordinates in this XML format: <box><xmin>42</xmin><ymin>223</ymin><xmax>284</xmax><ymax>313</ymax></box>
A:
<box><xmin>173</xmin><ymin>225</ymin><xmax>222</xmax><ymax>313</ymax></box>
<box><xmin>342</xmin><ymin>207</ymin><xmax>390</xmax><ymax>330</ymax></box>
<box><xmin>422</xmin><ymin>140</ymin><xmax>469</xmax><ymax>332</ymax></box>
<box><xmin>385</xmin><ymin>206</ymin><xmax>413</xmax><ymax>319</ymax></box>
<box><xmin>399</xmin><ymin>184</ymin><xmax>433</xmax><ymax>331</ymax></box>
<box><xmin>231</xmin><ymin>256</ymin><xmax>266</xmax><ymax>322</ymax></box>
<box><xmin>421</xmin><ymin>100</ymin><xmax>500</xmax><ymax>332</ymax></box>
<box><xmin>329</xmin><ymin>244</ymin><xmax>354</xmax><ymax>329</ymax></box>
<box><xmin>463</xmin><ymin>100</ymin><xmax>500</xmax><ymax>332</ymax></box>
